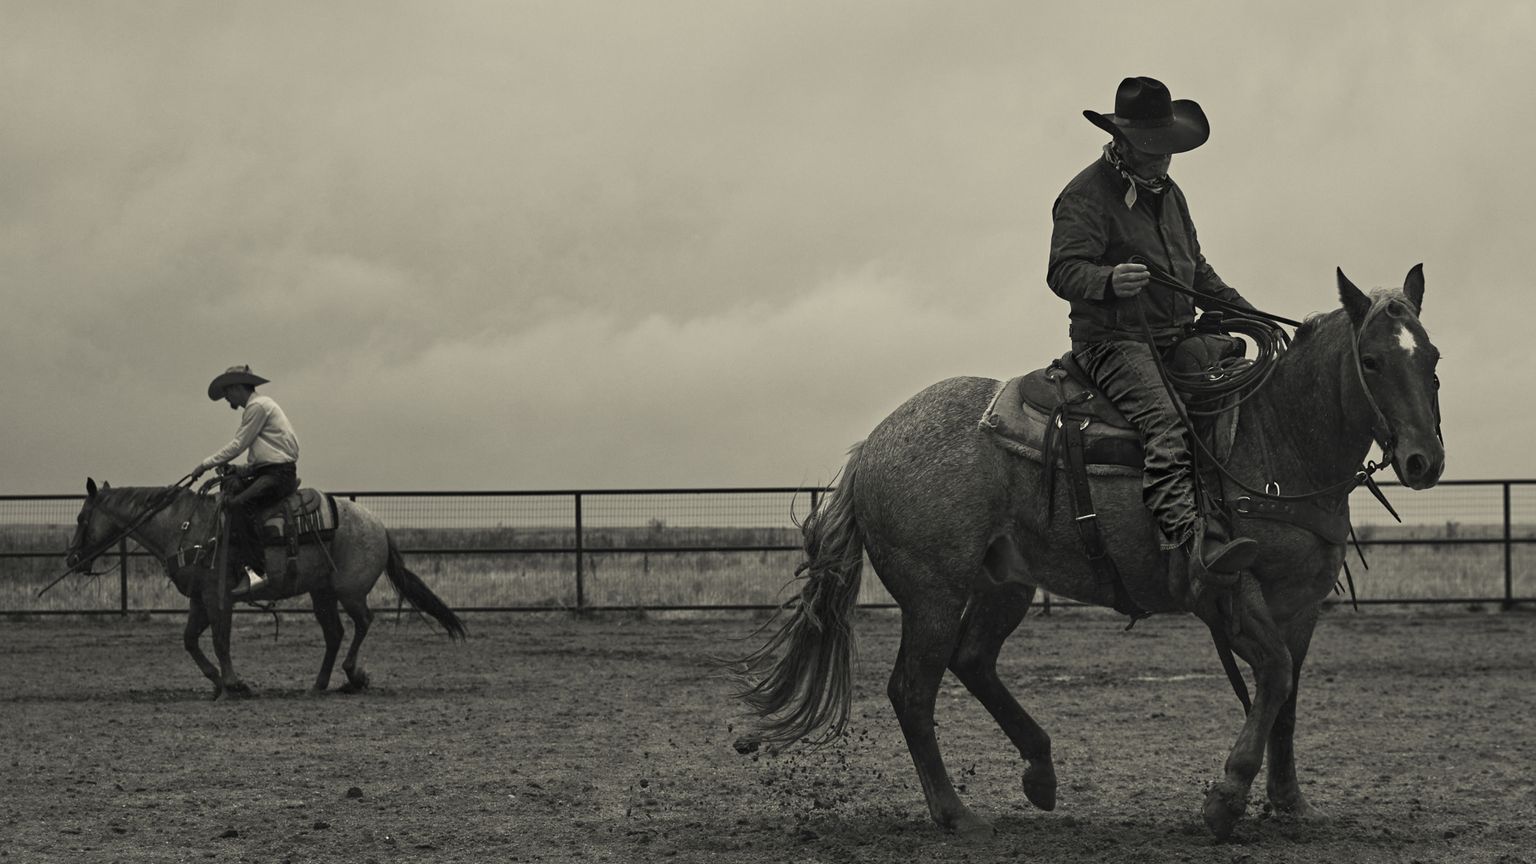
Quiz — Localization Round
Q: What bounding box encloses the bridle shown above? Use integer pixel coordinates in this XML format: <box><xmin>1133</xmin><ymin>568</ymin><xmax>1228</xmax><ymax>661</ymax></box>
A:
<box><xmin>1130</xmin><ymin>261</ymin><xmax>1416</xmax><ymax>513</ymax></box>
<box><xmin>46</xmin><ymin>476</ymin><xmax>195</xmax><ymax>597</ymax></box>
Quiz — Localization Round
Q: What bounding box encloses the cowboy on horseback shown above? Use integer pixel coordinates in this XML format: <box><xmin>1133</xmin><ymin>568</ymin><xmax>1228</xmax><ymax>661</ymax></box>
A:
<box><xmin>1047</xmin><ymin>76</ymin><xmax>1258</xmax><ymax>600</ymax></box>
<box><xmin>190</xmin><ymin>365</ymin><xmax>300</xmax><ymax>595</ymax></box>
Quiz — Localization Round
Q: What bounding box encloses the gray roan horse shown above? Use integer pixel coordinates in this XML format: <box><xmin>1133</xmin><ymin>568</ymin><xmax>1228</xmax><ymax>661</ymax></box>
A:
<box><xmin>65</xmin><ymin>480</ymin><xmax>466</xmax><ymax>698</ymax></box>
<box><xmin>735</xmin><ymin>266</ymin><xmax>1444</xmax><ymax>840</ymax></box>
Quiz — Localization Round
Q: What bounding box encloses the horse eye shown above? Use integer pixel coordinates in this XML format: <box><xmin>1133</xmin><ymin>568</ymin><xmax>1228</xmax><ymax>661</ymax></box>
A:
<box><xmin>1361</xmin><ymin>355</ymin><xmax>1380</xmax><ymax>372</ymax></box>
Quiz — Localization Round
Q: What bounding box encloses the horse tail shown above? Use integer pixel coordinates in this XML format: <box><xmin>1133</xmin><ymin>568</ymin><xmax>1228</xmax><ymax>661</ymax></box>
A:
<box><xmin>732</xmin><ymin>443</ymin><xmax>866</xmax><ymax>750</ymax></box>
<box><xmin>384</xmin><ymin>533</ymin><xmax>467</xmax><ymax>640</ymax></box>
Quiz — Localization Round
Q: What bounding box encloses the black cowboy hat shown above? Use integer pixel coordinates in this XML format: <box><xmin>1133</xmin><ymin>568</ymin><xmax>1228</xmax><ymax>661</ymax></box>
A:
<box><xmin>207</xmin><ymin>365</ymin><xmax>270</xmax><ymax>400</ymax></box>
<box><xmin>1083</xmin><ymin>76</ymin><xmax>1209</xmax><ymax>155</ymax></box>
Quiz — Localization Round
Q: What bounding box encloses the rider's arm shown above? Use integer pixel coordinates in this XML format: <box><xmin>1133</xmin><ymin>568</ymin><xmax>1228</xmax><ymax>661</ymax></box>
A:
<box><xmin>198</xmin><ymin>399</ymin><xmax>272</xmax><ymax>472</ymax></box>
<box><xmin>1177</xmin><ymin>186</ymin><xmax>1255</xmax><ymax>312</ymax></box>
<box><xmin>1047</xmin><ymin>193</ymin><xmax>1114</xmax><ymax>301</ymax></box>
<box><xmin>1194</xmin><ymin>254</ymin><xmax>1254</xmax><ymax>312</ymax></box>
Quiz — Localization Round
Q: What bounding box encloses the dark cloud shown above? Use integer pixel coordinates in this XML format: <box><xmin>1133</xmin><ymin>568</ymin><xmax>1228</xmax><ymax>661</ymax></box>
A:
<box><xmin>1</xmin><ymin>1</ymin><xmax>1529</xmax><ymax>490</ymax></box>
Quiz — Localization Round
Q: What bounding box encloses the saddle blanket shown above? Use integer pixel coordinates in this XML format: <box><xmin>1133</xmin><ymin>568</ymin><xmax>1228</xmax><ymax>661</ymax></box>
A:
<box><xmin>255</xmin><ymin>488</ymin><xmax>339</xmax><ymax>545</ymax></box>
<box><xmin>979</xmin><ymin>355</ymin><xmax>1142</xmax><ymax>471</ymax></box>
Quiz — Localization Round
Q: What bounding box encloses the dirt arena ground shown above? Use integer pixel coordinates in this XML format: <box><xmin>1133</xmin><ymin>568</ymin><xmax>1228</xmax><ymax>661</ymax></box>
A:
<box><xmin>2</xmin><ymin>606</ymin><xmax>1533</xmax><ymax>863</ymax></box>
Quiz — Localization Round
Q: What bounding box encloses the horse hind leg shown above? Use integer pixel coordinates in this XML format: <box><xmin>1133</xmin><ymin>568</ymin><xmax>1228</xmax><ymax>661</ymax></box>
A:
<box><xmin>949</xmin><ymin>580</ymin><xmax>1057</xmax><ymax>811</ymax></box>
<box><xmin>337</xmin><ymin>595</ymin><xmax>373</xmax><ymax>693</ymax></box>
<box><xmin>309</xmin><ymin>590</ymin><xmax>344</xmax><ymax>692</ymax></box>
<box><xmin>886</xmin><ymin>576</ymin><xmax>993</xmax><ymax>840</ymax></box>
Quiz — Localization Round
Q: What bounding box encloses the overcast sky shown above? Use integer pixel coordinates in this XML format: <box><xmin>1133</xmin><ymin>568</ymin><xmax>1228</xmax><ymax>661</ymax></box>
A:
<box><xmin>2</xmin><ymin>1</ymin><xmax>1529</xmax><ymax>492</ymax></box>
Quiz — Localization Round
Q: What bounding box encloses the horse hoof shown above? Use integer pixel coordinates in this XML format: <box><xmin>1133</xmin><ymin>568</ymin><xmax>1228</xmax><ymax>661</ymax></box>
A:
<box><xmin>1202</xmin><ymin>780</ymin><xmax>1248</xmax><ymax>841</ymax></box>
<box><xmin>1268</xmin><ymin>795</ymin><xmax>1326</xmax><ymax>823</ymax></box>
<box><xmin>1022</xmin><ymin>760</ymin><xmax>1057</xmax><ymax>811</ymax></box>
<box><xmin>949</xmin><ymin>811</ymin><xmax>995</xmax><ymax>843</ymax></box>
<box><xmin>223</xmin><ymin>683</ymin><xmax>254</xmax><ymax>699</ymax></box>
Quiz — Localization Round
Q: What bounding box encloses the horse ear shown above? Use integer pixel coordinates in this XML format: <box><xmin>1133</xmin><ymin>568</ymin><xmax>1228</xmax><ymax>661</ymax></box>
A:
<box><xmin>1337</xmin><ymin>267</ymin><xmax>1371</xmax><ymax>328</ymax></box>
<box><xmin>1403</xmin><ymin>263</ymin><xmax>1425</xmax><ymax>313</ymax></box>
<box><xmin>86</xmin><ymin>478</ymin><xmax>97</xmax><ymax>497</ymax></box>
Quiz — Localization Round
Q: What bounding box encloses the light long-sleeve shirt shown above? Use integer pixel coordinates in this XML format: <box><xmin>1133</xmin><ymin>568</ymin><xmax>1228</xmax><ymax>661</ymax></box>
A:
<box><xmin>200</xmin><ymin>394</ymin><xmax>299</xmax><ymax>470</ymax></box>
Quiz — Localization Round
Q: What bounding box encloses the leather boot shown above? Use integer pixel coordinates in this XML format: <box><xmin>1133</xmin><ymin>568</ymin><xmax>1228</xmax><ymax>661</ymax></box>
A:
<box><xmin>1184</xmin><ymin>520</ymin><xmax>1258</xmax><ymax>599</ymax></box>
<box><xmin>230</xmin><ymin>567</ymin><xmax>266</xmax><ymax>598</ymax></box>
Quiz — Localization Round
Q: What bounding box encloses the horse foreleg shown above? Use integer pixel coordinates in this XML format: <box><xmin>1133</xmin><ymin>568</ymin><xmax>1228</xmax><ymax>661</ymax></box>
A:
<box><xmin>1265</xmin><ymin>608</ymin><xmax>1322</xmax><ymax>819</ymax></box>
<box><xmin>200</xmin><ymin>580</ymin><xmax>250</xmax><ymax>699</ymax></box>
<box><xmin>889</xmin><ymin>587</ymin><xmax>991</xmax><ymax>839</ymax></box>
<box><xmin>1201</xmin><ymin>575</ymin><xmax>1293</xmax><ymax>840</ymax></box>
<box><xmin>337</xmin><ymin>597</ymin><xmax>373</xmax><ymax>693</ymax></box>
<box><xmin>183</xmin><ymin>597</ymin><xmax>219</xmax><ymax>688</ymax></box>
<box><xmin>310</xmin><ymin>590</ymin><xmax>344</xmax><ymax>692</ymax></box>
<box><xmin>949</xmin><ymin>581</ymin><xmax>1056</xmax><ymax>811</ymax></box>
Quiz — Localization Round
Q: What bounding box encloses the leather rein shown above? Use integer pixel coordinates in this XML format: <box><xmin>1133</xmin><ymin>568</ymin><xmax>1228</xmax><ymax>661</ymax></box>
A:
<box><xmin>1129</xmin><ymin>259</ymin><xmax>1404</xmax><ymax>518</ymax></box>
<box><xmin>1128</xmin><ymin>262</ymin><xmax>1424</xmax><ymax>715</ymax></box>
<box><xmin>41</xmin><ymin>475</ymin><xmax>197</xmax><ymax>597</ymax></box>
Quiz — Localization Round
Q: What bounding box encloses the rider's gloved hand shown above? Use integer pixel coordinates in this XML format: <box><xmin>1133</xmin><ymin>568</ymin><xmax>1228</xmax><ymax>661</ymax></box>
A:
<box><xmin>1110</xmin><ymin>262</ymin><xmax>1150</xmax><ymax>298</ymax></box>
<box><xmin>190</xmin><ymin>464</ymin><xmax>207</xmax><ymax>480</ymax></box>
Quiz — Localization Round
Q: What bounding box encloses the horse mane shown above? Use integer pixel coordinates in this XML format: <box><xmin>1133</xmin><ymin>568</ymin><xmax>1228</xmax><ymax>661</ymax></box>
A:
<box><xmin>1289</xmin><ymin>308</ymin><xmax>1343</xmax><ymax>351</ymax></box>
<box><xmin>1289</xmin><ymin>287</ymin><xmax>1413</xmax><ymax>349</ymax></box>
<box><xmin>99</xmin><ymin>484</ymin><xmax>196</xmax><ymax>518</ymax></box>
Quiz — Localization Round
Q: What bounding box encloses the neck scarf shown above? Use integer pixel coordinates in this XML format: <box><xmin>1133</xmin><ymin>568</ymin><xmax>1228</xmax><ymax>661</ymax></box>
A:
<box><xmin>1103</xmin><ymin>142</ymin><xmax>1169</xmax><ymax>209</ymax></box>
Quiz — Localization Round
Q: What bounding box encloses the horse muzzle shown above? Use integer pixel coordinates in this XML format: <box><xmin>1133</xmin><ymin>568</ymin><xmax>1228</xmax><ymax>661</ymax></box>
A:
<box><xmin>1393</xmin><ymin>441</ymin><xmax>1445</xmax><ymax>490</ymax></box>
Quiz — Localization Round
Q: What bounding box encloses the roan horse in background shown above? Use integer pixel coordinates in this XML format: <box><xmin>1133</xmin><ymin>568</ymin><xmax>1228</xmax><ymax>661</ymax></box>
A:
<box><xmin>65</xmin><ymin>480</ymin><xmax>466</xmax><ymax>698</ymax></box>
<box><xmin>735</xmin><ymin>266</ymin><xmax>1443</xmax><ymax>840</ymax></box>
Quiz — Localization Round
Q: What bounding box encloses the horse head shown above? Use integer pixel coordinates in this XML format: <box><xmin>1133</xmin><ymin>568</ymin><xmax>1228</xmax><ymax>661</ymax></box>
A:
<box><xmin>1337</xmin><ymin>264</ymin><xmax>1444</xmax><ymax>489</ymax></box>
<box><xmin>65</xmin><ymin>477</ymin><xmax>113</xmax><ymax>571</ymax></box>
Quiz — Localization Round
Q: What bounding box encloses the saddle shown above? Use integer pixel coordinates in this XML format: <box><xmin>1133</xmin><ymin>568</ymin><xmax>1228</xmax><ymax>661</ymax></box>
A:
<box><xmin>255</xmin><ymin>488</ymin><xmax>339</xmax><ymax>546</ymax></box>
<box><xmin>982</xmin><ymin>353</ymin><xmax>1143</xmax><ymax>469</ymax></box>
<box><xmin>979</xmin><ymin>336</ymin><xmax>1244</xmax><ymax>620</ymax></box>
<box><xmin>981</xmin><ymin>338</ymin><xmax>1243</xmax><ymax>470</ymax></box>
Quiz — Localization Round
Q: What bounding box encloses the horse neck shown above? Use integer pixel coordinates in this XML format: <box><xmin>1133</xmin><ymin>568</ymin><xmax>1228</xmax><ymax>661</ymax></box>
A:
<box><xmin>100</xmin><ymin>487</ymin><xmax>203</xmax><ymax>561</ymax></box>
<box><xmin>1241</xmin><ymin>311</ymin><xmax>1376</xmax><ymax>491</ymax></box>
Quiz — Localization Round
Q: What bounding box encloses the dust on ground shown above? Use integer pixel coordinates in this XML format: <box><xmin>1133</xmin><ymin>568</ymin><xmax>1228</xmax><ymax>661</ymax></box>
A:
<box><xmin>2</xmin><ymin>606</ymin><xmax>1533</xmax><ymax>863</ymax></box>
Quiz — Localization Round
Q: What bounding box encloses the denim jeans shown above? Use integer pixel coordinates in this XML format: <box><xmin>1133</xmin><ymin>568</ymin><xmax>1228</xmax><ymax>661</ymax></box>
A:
<box><xmin>1072</xmin><ymin>340</ymin><xmax>1197</xmax><ymax>549</ymax></box>
<box><xmin>225</xmin><ymin>462</ymin><xmax>299</xmax><ymax>576</ymax></box>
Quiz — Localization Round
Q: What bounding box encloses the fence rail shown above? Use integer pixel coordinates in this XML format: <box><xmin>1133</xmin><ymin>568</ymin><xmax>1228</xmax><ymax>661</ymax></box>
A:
<box><xmin>2</xmin><ymin>480</ymin><xmax>1535</xmax><ymax>616</ymax></box>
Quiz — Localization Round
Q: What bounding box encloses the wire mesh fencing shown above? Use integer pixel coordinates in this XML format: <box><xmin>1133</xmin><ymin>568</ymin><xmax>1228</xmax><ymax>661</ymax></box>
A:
<box><xmin>2</xmin><ymin>481</ymin><xmax>1533</xmax><ymax>616</ymax></box>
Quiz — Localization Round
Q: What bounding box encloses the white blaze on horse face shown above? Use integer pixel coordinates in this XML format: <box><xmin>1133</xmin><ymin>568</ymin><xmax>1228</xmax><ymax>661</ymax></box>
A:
<box><xmin>1396</xmin><ymin>325</ymin><xmax>1418</xmax><ymax>357</ymax></box>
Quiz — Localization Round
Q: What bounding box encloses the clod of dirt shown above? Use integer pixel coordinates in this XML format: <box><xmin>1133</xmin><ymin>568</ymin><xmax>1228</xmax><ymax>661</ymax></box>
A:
<box><xmin>312</xmin><ymin>820</ymin><xmax>331</xmax><ymax>830</ymax></box>
<box><xmin>732</xmin><ymin>736</ymin><xmax>760</xmax><ymax>755</ymax></box>
<box><xmin>345</xmin><ymin>786</ymin><xmax>364</xmax><ymax>799</ymax></box>
<box><xmin>219</xmin><ymin>829</ymin><xmax>239</xmax><ymax>839</ymax></box>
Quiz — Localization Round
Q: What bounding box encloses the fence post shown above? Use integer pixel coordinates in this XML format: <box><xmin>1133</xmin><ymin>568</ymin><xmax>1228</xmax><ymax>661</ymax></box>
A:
<box><xmin>574</xmin><ymin>492</ymin><xmax>586</xmax><ymax>612</ymax></box>
<box><xmin>810</xmin><ymin>489</ymin><xmax>821</xmax><ymax>515</ymax></box>
<box><xmin>1503</xmin><ymin>482</ymin><xmax>1514</xmax><ymax>611</ymax></box>
<box><xmin>119</xmin><ymin>538</ymin><xmax>129</xmax><ymax>616</ymax></box>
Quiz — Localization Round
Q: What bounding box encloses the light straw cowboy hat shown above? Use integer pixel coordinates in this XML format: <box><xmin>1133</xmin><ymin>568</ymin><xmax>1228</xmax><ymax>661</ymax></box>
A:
<box><xmin>206</xmin><ymin>365</ymin><xmax>270</xmax><ymax>400</ymax></box>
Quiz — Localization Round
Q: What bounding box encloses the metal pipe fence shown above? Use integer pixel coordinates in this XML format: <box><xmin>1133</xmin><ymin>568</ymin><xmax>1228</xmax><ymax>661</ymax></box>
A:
<box><xmin>2</xmin><ymin>480</ymin><xmax>1535</xmax><ymax>616</ymax></box>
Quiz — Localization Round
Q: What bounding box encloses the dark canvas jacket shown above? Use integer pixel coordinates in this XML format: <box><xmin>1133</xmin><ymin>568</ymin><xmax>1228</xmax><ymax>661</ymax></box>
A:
<box><xmin>1047</xmin><ymin>156</ymin><xmax>1250</xmax><ymax>345</ymax></box>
